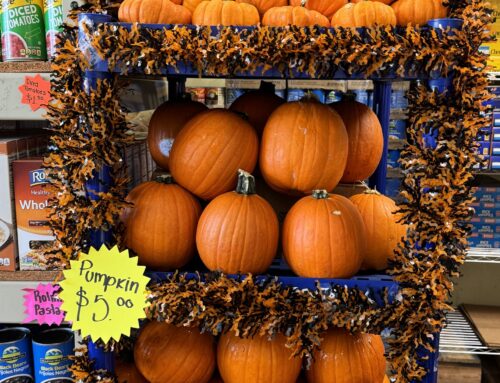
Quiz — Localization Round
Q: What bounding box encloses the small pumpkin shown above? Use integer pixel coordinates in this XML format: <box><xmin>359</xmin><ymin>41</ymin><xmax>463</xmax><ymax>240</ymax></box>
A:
<box><xmin>229</xmin><ymin>82</ymin><xmax>285</xmax><ymax>136</ymax></box>
<box><xmin>115</xmin><ymin>359</ymin><xmax>148</xmax><ymax>383</ymax></box>
<box><xmin>147</xmin><ymin>97</ymin><xmax>207</xmax><ymax>171</ymax></box>
<box><xmin>197</xmin><ymin>170</ymin><xmax>279</xmax><ymax>274</ymax></box>
<box><xmin>330</xmin><ymin>98</ymin><xmax>383</xmax><ymax>183</ymax></box>
<box><xmin>350</xmin><ymin>189</ymin><xmax>406</xmax><ymax>270</ymax></box>
<box><xmin>236</xmin><ymin>0</ymin><xmax>287</xmax><ymax>16</ymax></box>
<box><xmin>260</xmin><ymin>100</ymin><xmax>348</xmax><ymax>194</ymax></box>
<box><xmin>262</xmin><ymin>6</ymin><xmax>330</xmax><ymax>27</ymax></box>
<box><xmin>306</xmin><ymin>328</ymin><xmax>386</xmax><ymax>383</ymax></box>
<box><xmin>283</xmin><ymin>191</ymin><xmax>365</xmax><ymax>278</ymax></box>
<box><xmin>192</xmin><ymin>0</ymin><xmax>260</xmax><ymax>26</ymax></box>
<box><xmin>331</xmin><ymin>1</ymin><xmax>396</xmax><ymax>27</ymax></box>
<box><xmin>123</xmin><ymin>175</ymin><xmax>201</xmax><ymax>270</ymax></box>
<box><xmin>289</xmin><ymin>0</ymin><xmax>347</xmax><ymax>19</ymax></box>
<box><xmin>391</xmin><ymin>0</ymin><xmax>447</xmax><ymax>26</ymax></box>
<box><xmin>118</xmin><ymin>0</ymin><xmax>192</xmax><ymax>24</ymax></box>
<box><xmin>135</xmin><ymin>322</ymin><xmax>215</xmax><ymax>383</ymax></box>
<box><xmin>218</xmin><ymin>332</ymin><xmax>302</xmax><ymax>383</ymax></box>
<box><xmin>170</xmin><ymin>109</ymin><xmax>259</xmax><ymax>200</ymax></box>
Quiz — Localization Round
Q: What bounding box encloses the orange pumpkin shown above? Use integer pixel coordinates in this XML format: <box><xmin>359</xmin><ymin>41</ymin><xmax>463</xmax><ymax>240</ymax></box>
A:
<box><xmin>350</xmin><ymin>190</ymin><xmax>406</xmax><ymax>270</ymax></box>
<box><xmin>289</xmin><ymin>0</ymin><xmax>347</xmax><ymax>19</ymax></box>
<box><xmin>197</xmin><ymin>170</ymin><xmax>279</xmax><ymax>274</ymax></box>
<box><xmin>115</xmin><ymin>359</ymin><xmax>148</xmax><ymax>383</ymax></box>
<box><xmin>262</xmin><ymin>6</ymin><xmax>330</xmax><ymax>27</ymax></box>
<box><xmin>218</xmin><ymin>332</ymin><xmax>302</xmax><ymax>383</ymax></box>
<box><xmin>260</xmin><ymin>100</ymin><xmax>348</xmax><ymax>194</ymax></box>
<box><xmin>306</xmin><ymin>329</ymin><xmax>386</xmax><ymax>383</ymax></box>
<box><xmin>170</xmin><ymin>109</ymin><xmax>259</xmax><ymax>200</ymax></box>
<box><xmin>229</xmin><ymin>82</ymin><xmax>285</xmax><ymax>136</ymax></box>
<box><xmin>236</xmin><ymin>0</ymin><xmax>287</xmax><ymax>16</ymax></box>
<box><xmin>330</xmin><ymin>98</ymin><xmax>383</xmax><ymax>183</ymax></box>
<box><xmin>283</xmin><ymin>191</ymin><xmax>365</xmax><ymax>278</ymax></box>
<box><xmin>331</xmin><ymin>1</ymin><xmax>396</xmax><ymax>27</ymax></box>
<box><xmin>192</xmin><ymin>0</ymin><xmax>260</xmax><ymax>26</ymax></box>
<box><xmin>352</xmin><ymin>0</ymin><xmax>393</xmax><ymax>4</ymax></box>
<box><xmin>147</xmin><ymin>98</ymin><xmax>207</xmax><ymax>171</ymax></box>
<box><xmin>383</xmin><ymin>376</ymin><xmax>391</xmax><ymax>383</ymax></box>
<box><xmin>391</xmin><ymin>0</ymin><xmax>447</xmax><ymax>26</ymax></box>
<box><xmin>123</xmin><ymin>175</ymin><xmax>201</xmax><ymax>270</ymax></box>
<box><xmin>135</xmin><ymin>322</ymin><xmax>215</xmax><ymax>383</ymax></box>
<box><xmin>118</xmin><ymin>0</ymin><xmax>192</xmax><ymax>24</ymax></box>
<box><xmin>184</xmin><ymin>0</ymin><xmax>203</xmax><ymax>13</ymax></box>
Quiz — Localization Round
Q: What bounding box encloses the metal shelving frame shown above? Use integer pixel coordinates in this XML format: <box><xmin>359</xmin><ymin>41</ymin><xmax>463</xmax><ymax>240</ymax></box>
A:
<box><xmin>467</xmin><ymin>248</ymin><xmax>500</xmax><ymax>263</ymax></box>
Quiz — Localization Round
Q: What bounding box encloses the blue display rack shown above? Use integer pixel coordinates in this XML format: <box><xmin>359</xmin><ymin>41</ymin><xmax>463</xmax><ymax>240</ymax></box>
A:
<box><xmin>78</xmin><ymin>12</ymin><xmax>458</xmax><ymax>382</ymax></box>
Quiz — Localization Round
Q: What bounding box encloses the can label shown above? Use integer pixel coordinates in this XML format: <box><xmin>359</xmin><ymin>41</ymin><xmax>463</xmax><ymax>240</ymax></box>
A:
<box><xmin>0</xmin><ymin>327</ymin><xmax>34</xmax><ymax>383</ymax></box>
<box><xmin>1</xmin><ymin>0</ymin><xmax>47</xmax><ymax>61</ymax></box>
<box><xmin>32</xmin><ymin>329</ymin><xmax>74</xmax><ymax>383</ymax></box>
<box><xmin>43</xmin><ymin>0</ymin><xmax>62</xmax><ymax>58</ymax></box>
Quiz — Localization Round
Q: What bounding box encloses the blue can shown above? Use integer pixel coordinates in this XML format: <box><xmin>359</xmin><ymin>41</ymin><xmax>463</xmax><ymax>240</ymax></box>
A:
<box><xmin>32</xmin><ymin>328</ymin><xmax>74</xmax><ymax>383</ymax></box>
<box><xmin>0</xmin><ymin>327</ymin><xmax>34</xmax><ymax>383</ymax></box>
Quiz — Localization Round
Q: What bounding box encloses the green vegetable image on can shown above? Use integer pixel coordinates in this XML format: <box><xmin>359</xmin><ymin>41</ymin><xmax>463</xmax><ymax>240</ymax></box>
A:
<box><xmin>43</xmin><ymin>0</ymin><xmax>62</xmax><ymax>58</ymax></box>
<box><xmin>1</xmin><ymin>0</ymin><xmax>47</xmax><ymax>61</ymax></box>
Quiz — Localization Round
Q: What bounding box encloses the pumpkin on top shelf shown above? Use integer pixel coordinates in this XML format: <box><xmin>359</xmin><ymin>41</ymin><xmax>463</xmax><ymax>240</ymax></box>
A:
<box><xmin>330</xmin><ymin>96</ymin><xmax>383</xmax><ymax>183</ymax></box>
<box><xmin>391</xmin><ymin>0</ymin><xmax>447</xmax><ymax>26</ymax></box>
<box><xmin>197</xmin><ymin>170</ymin><xmax>279</xmax><ymax>274</ymax></box>
<box><xmin>118</xmin><ymin>0</ymin><xmax>192</xmax><ymax>24</ymax></box>
<box><xmin>147</xmin><ymin>96</ymin><xmax>207</xmax><ymax>171</ymax></box>
<box><xmin>135</xmin><ymin>321</ymin><xmax>216</xmax><ymax>383</ymax></box>
<box><xmin>169</xmin><ymin>109</ymin><xmax>259</xmax><ymax>200</ymax></box>
<box><xmin>331</xmin><ymin>1</ymin><xmax>396</xmax><ymax>28</ymax></box>
<box><xmin>350</xmin><ymin>189</ymin><xmax>407</xmax><ymax>270</ymax></box>
<box><xmin>352</xmin><ymin>0</ymin><xmax>393</xmax><ymax>4</ymax></box>
<box><xmin>122</xmin><ymin>174</ymin><xmax>201</xmax><ymax>270</ymax></box>
<box><xmin>218</xmin><ymin>332</ymin><xmax>302</xmax><ymax>383</ymax></box>
<box><xmin>229</xmin><ymin>82</ymin><xmax>285</xmax><ymax>137</ymax></box>
<box><xmin>288</xmin><ymin>0</ymin><xmax>347</xmax><ymax>20</ymax></box>
<box><xmin>306</xmin><ymin>328</ymin><xmax>386</xmax><ymax>383</ymax></box>
<box><xmin>260</xmin><ymin>99</ymin><xmax>347</xmax><ymax>194</ymax></box>
<box><xmin>236</xmin><ymin>0</ymin><xmax>287</xmax><ymax>17</ymax></box>
<box><xmin>192</xmin><ymin>0</ymin><xmax>260</xmax><ymax>26</ymax></box>
<box><xmin>262</xmin><ymin>5</ymin><xmax>330</xmax><ymax>27</ymax></box>
<box><xmin>283</xmin><ymin>191</ymin><xmax>365</xmax><ymax>278</ymax></box>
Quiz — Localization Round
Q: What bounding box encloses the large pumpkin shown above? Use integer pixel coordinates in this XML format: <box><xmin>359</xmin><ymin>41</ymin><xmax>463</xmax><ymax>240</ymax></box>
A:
<box><xmin>197</xmin><ymin>170</ymin><xmax>279</xmax><ymax>274</ymax></box>
<box><xmin>115</xmin><ymin>359</ymin><xmax>148</xmax><ymax>383</ymax></box>
<box><xmin>147</xmin><ymin>98</ymin><xmax>207</xmax><ymax>171</ymax></box>
<box><xmin>289</xmin><ymin>0</ymin><xmax>347</xmax><ymax>19</ymax></box>
<box><xmin>383</xmin><ymin>376</ymin><xmax>390</xmax><ymax>383</ymax></box>
<box><xmin>123</xmin><ymin>175</ymin><xmax>201</xmax><ymax>270</ymax></box>
<box><xmin>352</xmin><ymin>0</ymin><xmax>393</xmax><ymax>4</ymax></box>
<box><xmin>331</xmin><ymin>1</ymin><xmax>396</xmax><ymax>27</ymax></box>
<box><xmin>350</xmin><ymin>189</ymin><xmax>406</xmax><ymax>270</ymax></box>
<box><xmin>135</xmin><ymin>322</ymin><xmax>215</xmax><ymax>383</ymax></box>
<box><xmin>236</xmin><ymin>0</ymin><xmax>287</xmax><ymax>16</ymax></box>
<box><xmin>170</xmin><ymin>109</ymin><xmax>259</xmax><ymax>200</ymax></box>
<box><xmin>262</xmin><ymin>6</ymin><xmax>330</xmax><ymax>27</ymax></box>
<box><xmin>229</xmin><ymin>82</ymin><xmax>285</xmax><ymax>136</ymax></box>
<box><xmin>192</xmin><ymin>0</ymin><xmax>260</xmax><ymax>26</ymax></box>
<box><xmin>118</xmin><ymin>0</ymin><xmax>191</xmax><ymax>24</ymax></box>
<box><xmin>391</xmin><ymin>0</ymin><xmax>447</xmax><ymax>26</ymax></box>
<box><xmin>306</xmin><ymin>328</ymin><xmax>386</xmax><ymax>383</ymax></box>
<box><xmin>283</xmin><ymin>191</ymin><xmax>364</xmax><ymax>278</ymax></box>
<box><xmin>330</xmin><ymin>99</ymin><xmax>383</xmax><ymax>183</ymax></box>
<box><xmin>260</xmin><ymin>100</ymin><xmax>348</xmax><ymax>194</ymax></box>
<box><xmin>218</xmin><ymin>332</ymin><xmax>302</xmax><ymax>383</ymax></box>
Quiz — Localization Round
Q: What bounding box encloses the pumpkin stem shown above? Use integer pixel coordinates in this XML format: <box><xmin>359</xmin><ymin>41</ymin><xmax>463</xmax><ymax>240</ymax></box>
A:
<box><xmin>364</xmin><ymin>188</ymin><xmax>381</xmax><ymax>196</ymax></box>
<box><xmin>312</xmin><ymin>190</ymin><xmax>329</xmax><ymax>199</ymax></box>
<box><xmin>341</xmin><ymin>91</ymin><xmax>357</xmax><ymax>102</ymax></box>
<box><xmin>300</xmin><ymin>0</ymin><xmax>307</xmax><ymax>7</ymax></box>
<box><xmin>154</xmin><ymin>174</ymin><xmax>175</xmax><ymax>184</ymax></box>
<box><xmin>301</xmin><ymin>91</ymin><xmax>320</xmax><ymax>103</ymax></box>
<box><xmin>236</xmin><ymin>169</ymin><xmax>256</xmax><ymax>195</ymax></box>
<box><xmin>259</xmin><ymin>81</ymin><xmax>276</xmax><ymax>93</ymax></box>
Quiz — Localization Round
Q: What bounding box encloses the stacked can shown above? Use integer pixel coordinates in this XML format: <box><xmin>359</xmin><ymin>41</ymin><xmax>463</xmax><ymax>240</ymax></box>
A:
<box><xmin>0</xmin><ymin>327</ymin><xmax>34</xmax><ymax>383</ymax></box>
<box><xmin>43</xmin><ymin>0</ymin><xmax>62</xmax><ymax>58</ymax></box>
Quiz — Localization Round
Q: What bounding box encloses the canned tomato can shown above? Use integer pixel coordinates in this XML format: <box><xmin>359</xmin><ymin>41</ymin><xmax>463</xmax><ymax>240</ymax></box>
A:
<box><xmin>43</xmin><ymin>0</ymin><xmax>62</xmax><ymax>58</ymax></box>
<box><xmin>0</xmin><ymin>327</ymin><xmax>34</xmax><ymax>383</ymax></box>
<box><xmin>32</xmin><ymin>328</ymin><xmax>74</xmax><ymax>383</ymax></box>
<box><xmin>1</xmin><ymin>0</ymin><xmax>47</xmax><ymax>61</ymax></box>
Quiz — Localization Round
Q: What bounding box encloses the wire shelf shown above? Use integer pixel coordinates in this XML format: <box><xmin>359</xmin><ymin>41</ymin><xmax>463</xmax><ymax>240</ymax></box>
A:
<box><xmin>467</xmin><ymin>248</ymin><xmax>500</xmax><ymax>264</ymax></box>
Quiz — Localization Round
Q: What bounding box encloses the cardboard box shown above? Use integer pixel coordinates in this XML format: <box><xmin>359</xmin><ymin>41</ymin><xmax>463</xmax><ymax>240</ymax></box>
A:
<box><xmin>0</xmin><ymin>135</ymin><xmax>48</xmax><ymax>271</ymax></box>
<box><xmin>13</xmin><ymin>159</ymin><xmax>55</xmax><ymax>270</ymax></box>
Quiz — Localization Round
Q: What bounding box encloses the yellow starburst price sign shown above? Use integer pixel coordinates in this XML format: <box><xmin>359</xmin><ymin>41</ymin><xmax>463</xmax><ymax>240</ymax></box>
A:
<box><xmin>59</xmin><ymin>246</ymin><xmax>150</xmax><ymax>344</ymax></box>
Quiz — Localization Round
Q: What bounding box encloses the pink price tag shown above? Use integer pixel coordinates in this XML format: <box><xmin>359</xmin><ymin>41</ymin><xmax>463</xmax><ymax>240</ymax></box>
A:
<box><xmin>23</xmin><ymin>283</ymin><xmax>65</xmax><ymax>326</ymax></box>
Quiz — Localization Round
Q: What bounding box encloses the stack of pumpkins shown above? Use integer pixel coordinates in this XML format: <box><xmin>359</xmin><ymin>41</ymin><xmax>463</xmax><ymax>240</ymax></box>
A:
<box><xmin>119</xmin><ymin>320</ymin><xmax>389</xmax><ymax>383</ymax></box>
<box><xmin>118</xmin><ymin>0</ymin><xmax>447</xmax><ymax>28</ymax></box>
<box><xmin>123</xmin><ymin>82</ymin><xmax>407</xmax><ymax>278</ymax></box>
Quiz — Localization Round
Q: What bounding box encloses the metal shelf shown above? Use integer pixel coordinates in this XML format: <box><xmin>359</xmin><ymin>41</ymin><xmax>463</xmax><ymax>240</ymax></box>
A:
<box><xmin>0</xmin><ymin>61</ymin><xmax>52</xmax><ymax>73</ymax></box>
<box><xmin>467</xmin><ymin>248</ymin><xmax>500</xmax><ymax>264</ymax></box>
<box><xmin>440</xmin><ymin>311</ymin><xmax>500</xmax><ymax>355</ymax></box>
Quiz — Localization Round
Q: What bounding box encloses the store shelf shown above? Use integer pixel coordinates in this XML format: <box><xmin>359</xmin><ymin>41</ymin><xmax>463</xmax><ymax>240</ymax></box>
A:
<box><xmin>0</xmin><ymin>61</ymin><xmax>52</xmax><ymax>74</ymax></box>
<box><xmin>467</xmin><ymin>248</ymin><xmax>500</xmax><ymax>263</ymax></box>
<box><xmin>440</xmin><ymin>311</ymin><xmax>500</xmax><ymax>355</ymax></box>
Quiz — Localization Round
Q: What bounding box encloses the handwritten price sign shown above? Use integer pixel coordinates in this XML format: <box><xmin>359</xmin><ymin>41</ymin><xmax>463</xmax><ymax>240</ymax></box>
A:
<box><xmin>23</xmin><ymin>283</ymin><xmax>65</xmax><ymax>326</ymax></box>
<box><xmin>59</xmin><ymin>246</ymin><xmax>150</xmax><ymax>343</ymax></box>
<box><xmin>18</xmin><ymin>74</ymin><xmax>51</xmax><ymax>112</ymax></box>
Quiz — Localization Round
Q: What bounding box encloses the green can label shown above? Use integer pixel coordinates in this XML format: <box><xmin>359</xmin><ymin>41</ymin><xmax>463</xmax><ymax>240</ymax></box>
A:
<box><xmin>1</xmin><ymin>0</ymin><xmax>47</xmax><ymax>61</ymax></box>
<box><xmin>43</xmin><ymin>0</ymin><xmax>62</xmax><ymax>58</ymax></box>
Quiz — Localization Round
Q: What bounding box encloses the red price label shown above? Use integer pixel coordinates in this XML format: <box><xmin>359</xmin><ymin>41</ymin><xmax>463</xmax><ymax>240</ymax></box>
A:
<box><xmin>19</xmin><ymin>74</ymin><xmax>51</xmax><ymax>112</ymax></box>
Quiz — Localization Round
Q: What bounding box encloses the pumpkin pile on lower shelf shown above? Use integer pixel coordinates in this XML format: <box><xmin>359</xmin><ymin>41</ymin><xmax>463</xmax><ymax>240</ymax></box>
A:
<box><xmin>122</xmin><ymin>321</ymin><xmax>388</xmax><ymax>383</ymax></box>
